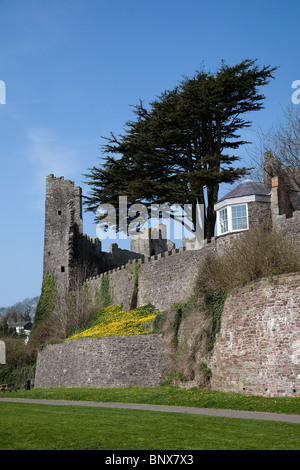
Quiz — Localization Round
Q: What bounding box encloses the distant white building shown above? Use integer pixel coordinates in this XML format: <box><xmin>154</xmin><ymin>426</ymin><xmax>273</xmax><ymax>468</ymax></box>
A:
<box><xmin>8</xmin><ymin>321</ymin><xmax>33</xmax><ymax>344</ymax></box>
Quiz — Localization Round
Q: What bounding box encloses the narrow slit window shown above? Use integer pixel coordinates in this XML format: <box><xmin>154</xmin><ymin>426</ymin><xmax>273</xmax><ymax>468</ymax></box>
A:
<box><xmin>61</xmin><ymin>266</ymin><xmax>65</xmax><ymax>273</ymax></box>
<box><xmin>57</xmin><ymin>210</ymin><xmax>62</xmax><ymax>215</ymax></box>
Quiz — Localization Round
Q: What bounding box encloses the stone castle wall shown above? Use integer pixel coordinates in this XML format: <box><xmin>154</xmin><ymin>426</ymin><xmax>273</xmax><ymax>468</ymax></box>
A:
<box><xmin>210</xmin><ymin>272</ymin><xmax>300</xmax><ymax>397</ymax></box>
<box><xmin>270</xmin><ymin>175</ymin><xmax>300</xmax><ymax>254</ymax></box>
<box><xmin>137</xmin><ymin>247</ymin><xmax>213</xmax><ymax>311</ymax></box>
<box><xmin>273</xmin><ymin>209</ymin><xmax>300</xmax><ymax>254</ymax></box>
<box><xmin>85</xmin><ymin>233</ymin><xmax>246</xmax><ymax>311</ymax></box>
<box><xmin>35</xmin><ymin>271</ymin><xmax>300</xmax><ymax>396</ymax></box>
<box><xmin>86</xmin><ymin>244</ymin><xmax>217</xmax><ymax>311</ymax></box>
<box><xmin>34</xmin><ymin>334</ymin><xmax>169</xmax><ymax>389</ymax></box>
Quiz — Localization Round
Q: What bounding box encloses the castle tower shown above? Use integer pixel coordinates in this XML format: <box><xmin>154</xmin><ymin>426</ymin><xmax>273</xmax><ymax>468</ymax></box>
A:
<box><xmin>43</xmin><ymin>175</ymin><xmax>83</xmax><ymax>293</ymax></box>
<box><xmin>130</xmin><ymin>224</ymin><xmax>168</xmax><ymax>258</ymax></box>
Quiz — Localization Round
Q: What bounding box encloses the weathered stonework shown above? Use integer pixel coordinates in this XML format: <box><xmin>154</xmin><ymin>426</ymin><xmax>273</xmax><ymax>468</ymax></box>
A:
<box><xmin>247</xmin><ymin>200</ymin><xmax>272</xmax><ymax>229</ymax></box>
<box><xmin>43</xmin><ymin>175</ymin><xmax>82</xmax><ymax>292</ymax></box>
<box><xmin>87</xmin><ymin>263</ymin><xmax>137</xmax><ymax>311</ymax></box>
<box><xmin>85</xmin><ymin>235</ymin><xmax>254</xmax><ymax>312</ymax></box>
<box><xmin>137</xmin><ymin>247</ymin><xmax>214</xmax><ymax>311</ymax></box>
<box><xmin>86</xmin><ymin>244</ymin><xmax>219</xmax><ymax>311</ymax></box>
<box><xmin>210</xmin><ymin>272</ymin><xmax>300</xmax><ymax>397</ymax></box>
<box><xmin>35</xmin><ymin>271</ymin><xmax>300</xmax><ymax>396</ymax></box>
<box><xmin>272</xmin><ymin>207</ymin><xmax>300</xmax><ymax>255</ymax></box>
<box><xmin>34</xmin><ymin>334</ymin><xmax>169</xmax><ymax>389</ymax></box>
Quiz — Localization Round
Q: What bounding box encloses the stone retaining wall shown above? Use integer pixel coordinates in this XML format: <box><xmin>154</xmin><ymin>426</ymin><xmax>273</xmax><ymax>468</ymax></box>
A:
<box><xmin>34</xmin><ymin>334</ymin><xmax>169</xmax><ymax>389</ymax></box>
<box><xmin>35</xmin><ymin>272</ymin><xmax>300</xmax><ymax>397</ymax></box>
<box><xmin>210</xmin><ymin>272</ymin><xmax>300</xmax><ymax>397</ymax></box>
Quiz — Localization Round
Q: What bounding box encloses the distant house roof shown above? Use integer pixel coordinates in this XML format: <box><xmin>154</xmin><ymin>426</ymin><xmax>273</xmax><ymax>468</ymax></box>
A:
<box><xmin>216</xmin><ymin>179</ymin><xmax>271</xmax><ymax>204</ymax></box>
<box><xmin>8</xmin><ymin>321</ymin><xmax>33</xmax><ymax>331</ymax></box>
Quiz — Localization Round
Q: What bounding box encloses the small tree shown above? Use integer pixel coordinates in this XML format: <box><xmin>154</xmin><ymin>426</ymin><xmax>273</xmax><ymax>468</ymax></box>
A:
<box><xmin>46</xmin><ymin>261</ymin><xmax>103</xmax><ymax>340</ymax></box>
<box><xmin>249</xmin><ymin>105</ymin><xmax>300</xmax><ymax>185</ymax></box>
<box><xmin>0</xmin><ymin>297</ymin><xmax>39</xmax><ymax>324</ymax></box>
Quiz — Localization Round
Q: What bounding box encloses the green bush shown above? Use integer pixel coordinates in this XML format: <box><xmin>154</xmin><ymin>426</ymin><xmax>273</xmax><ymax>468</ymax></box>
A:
<box><xmin>0</xmin><ymin>336</ymin><xmax>36</xmax><ymax>387</ymax></box>
<box><xmin>196</xmin><ymin>225</ymin><xmax>300</xmax><ymax>298</ymax></box>
<box><xmin>0</xmin><ymin>363</ymin><xmax>35</xmax><ymax>388</ymax></box>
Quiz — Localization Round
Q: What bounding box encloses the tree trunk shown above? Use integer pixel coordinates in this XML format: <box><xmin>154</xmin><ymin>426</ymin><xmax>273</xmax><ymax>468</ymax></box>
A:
<box><xmin>206</xmin><ymin>182</ymin><xmax>219</xmax><ymax>240</ymax></box>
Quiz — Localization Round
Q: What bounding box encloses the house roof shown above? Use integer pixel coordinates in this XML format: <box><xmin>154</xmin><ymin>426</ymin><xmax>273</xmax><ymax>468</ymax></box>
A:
<box><xmin>217</xmin><ymin>179</ymin><xmax>271</xmax><ymax>204</ymax></box>
<box><xmin>8</xmin><ymin>321</ymin><xmax>33</xmax><ymax>330</ymax></box>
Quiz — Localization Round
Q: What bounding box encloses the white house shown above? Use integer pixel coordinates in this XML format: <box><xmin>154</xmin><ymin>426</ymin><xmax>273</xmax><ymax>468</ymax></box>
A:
<box><xmin>214</xmin><ymin>179</ymin><xmax>271</xmax><ymax>237</ymax></box>
<box><xmin>8</xmin><ymin>321</ymin><xmax>33</xmax><ymax>344</ymax></box>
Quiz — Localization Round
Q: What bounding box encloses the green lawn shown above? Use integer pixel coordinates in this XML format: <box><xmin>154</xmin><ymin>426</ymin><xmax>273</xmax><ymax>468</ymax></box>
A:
<box><xmin>0</xmin><ymin>402</ymin><xmax>299</xmax><ymax>450</ymax></box>
<box><xmin>2</xmin><ymin>386</ymin><xmax>300</xmax><ymax>415</ymax></box>
<box><xmin>1</xmin><ymin>386</ymin><xmax>299</xmax><ymax>450</ymax></box>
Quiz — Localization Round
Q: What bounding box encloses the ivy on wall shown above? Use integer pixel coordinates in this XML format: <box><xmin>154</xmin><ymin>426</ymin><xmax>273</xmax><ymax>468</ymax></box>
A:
<box><xmin>32</xmin><ymin>272</ymin><xmax>56</xmax><ymax>330</ymax></box>
<box><xmin>100</xmin><ymin>275</ymin><xmax>112</xmax><ymax>307</ymax></box>
<box><xmin>207</xmin><ymin>289</ymin><xmax>227</xmax><ymax>351</ymax></box>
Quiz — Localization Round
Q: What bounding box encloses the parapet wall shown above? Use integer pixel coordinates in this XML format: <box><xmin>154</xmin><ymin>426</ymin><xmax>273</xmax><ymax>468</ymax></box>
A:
<box><xmin>85</xmin><ymin>233</ymin><xmax>245</xmax><ymax>311</ymax></box>
<box><xmin>210</xmin><ymin>271</ymin><xmax>300</xmax><ymax>397</ymax></box>
<box><xmin>86</xmin><ymin>244</ymin><xmax>218</xmax><ymax>311</ymax></box>
<box><xmin>137</xmin><ymin>246</ymin><xmax>213</xmax><ymax>311</ymax></box>
<box><xmin>87</xmin><ymin>261</ymin><xmax>137</xmax><ymax>310</ymax></box>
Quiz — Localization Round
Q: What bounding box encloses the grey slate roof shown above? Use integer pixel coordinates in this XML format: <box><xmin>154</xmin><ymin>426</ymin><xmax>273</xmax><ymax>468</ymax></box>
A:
<box><xmin>217</xmin><ymin>179</ymin><xmax>271</xmax><ymax>203</ymax></box>
<box><xmin>8</xmin><ymin>321</ymin><xmax>33</xmax><ymax>330</ymax></box>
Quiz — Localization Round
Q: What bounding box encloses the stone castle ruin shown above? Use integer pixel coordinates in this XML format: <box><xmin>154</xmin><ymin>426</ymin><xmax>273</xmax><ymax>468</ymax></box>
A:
<box><xmin>35</xmin><ymin>152</ymin><xmax>300</xmax><ymax>396</ymax></box>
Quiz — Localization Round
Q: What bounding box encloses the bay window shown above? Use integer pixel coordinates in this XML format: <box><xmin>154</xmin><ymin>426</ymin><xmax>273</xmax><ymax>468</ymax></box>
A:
<box><xmin>217</xmin><ymin>204</ymin><xmax>248</xmax><ymax>235</ymax></box>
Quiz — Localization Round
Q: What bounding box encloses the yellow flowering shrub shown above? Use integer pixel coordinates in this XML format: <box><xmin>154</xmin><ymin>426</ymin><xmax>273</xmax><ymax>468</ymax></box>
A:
<box><xmin>66</xmin><ymin>303</ymin><xmax>160</xmax><ymax>340</ymax></box>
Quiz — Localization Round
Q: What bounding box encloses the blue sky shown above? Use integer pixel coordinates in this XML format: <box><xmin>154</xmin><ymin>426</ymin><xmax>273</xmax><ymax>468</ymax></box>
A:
<box><xmin>0</xmin><ymin>0</ymin><xmax>299</xmax><ymax>307</ymax></box>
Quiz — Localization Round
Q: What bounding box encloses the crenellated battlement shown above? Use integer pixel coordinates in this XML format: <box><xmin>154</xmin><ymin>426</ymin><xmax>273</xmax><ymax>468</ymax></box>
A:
<box><xmin>80</xmin><ymin>233</ymin><xmax>102</xmax><ymax>247</ymax></box>
<box><xmin>85</xmin><ymin>246</ymin><xmax>188</xmax><ymax>283</ymax></box>
<box><xmin>46</xmin><ymin>174</ymin><xmax>78</xmax><ymax>187</ymax></box>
